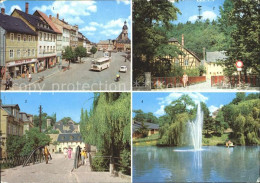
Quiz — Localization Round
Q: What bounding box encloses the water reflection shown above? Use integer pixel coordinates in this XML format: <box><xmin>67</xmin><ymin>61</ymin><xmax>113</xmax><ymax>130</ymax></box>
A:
<box><xmin>133</xmin><ymin>146</ymin><xmax>259</xmax><ymax>182</ymax></box>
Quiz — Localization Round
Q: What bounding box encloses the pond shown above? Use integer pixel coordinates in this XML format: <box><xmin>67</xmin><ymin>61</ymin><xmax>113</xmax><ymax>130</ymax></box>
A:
<box><xmin>133</xmin><ymin>146</ymin><xmax>259</xmax><ymax>182</ymax></box>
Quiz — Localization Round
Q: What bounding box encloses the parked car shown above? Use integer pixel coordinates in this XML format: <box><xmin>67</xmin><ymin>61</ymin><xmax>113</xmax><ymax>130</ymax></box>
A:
<box><xmin>119</xmin><ymin>66</ymin><xmax>127</xmax><ymax>73</ymax></box>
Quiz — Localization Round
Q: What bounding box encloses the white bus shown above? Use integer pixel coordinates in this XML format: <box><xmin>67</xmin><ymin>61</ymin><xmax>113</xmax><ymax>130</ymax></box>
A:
<box><xmin>91</xmin><ymin>57</ymin><xmax>111</xmax><ymax>71</ymax></box>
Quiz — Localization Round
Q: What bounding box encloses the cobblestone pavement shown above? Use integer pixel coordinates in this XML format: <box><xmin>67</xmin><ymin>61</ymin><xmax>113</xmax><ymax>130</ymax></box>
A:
<box><xmin>1</xmin><ymin>153</ymin><xmax>129</xmax><ymax>183</ymax></box>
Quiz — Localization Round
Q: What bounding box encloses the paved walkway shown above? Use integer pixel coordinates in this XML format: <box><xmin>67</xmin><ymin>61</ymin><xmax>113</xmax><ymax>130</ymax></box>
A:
<box><xmin>152</xmin><ymin>79</ymin><xmax>260</xmax><ymax>92</ymax></box>
<box><xmin>1</xmin><ymin>154</ymin><xmax>129</xmax><ymax>183</ymax></box>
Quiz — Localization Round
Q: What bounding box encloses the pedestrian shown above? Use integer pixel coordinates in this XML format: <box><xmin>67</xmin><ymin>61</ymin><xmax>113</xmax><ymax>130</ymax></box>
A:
<box><xmin>44</xmin><ymin>146</ymin><xmax>50</xmax><ymax>164</ymax></box>
<box><xmin>80</xmin><ymin>149</ymin><xmax>85</xmax><ymax>165</ymax></box>
<box><xmin>68</xmin><ymin>146</ymin><xmax>72</xmax><ymax>159</ymax></box>
<box><xmin>182</xmin><ymin>72</ymin><xmax>188</xmax><ymax>88</ymax></box>
<box><xmin>64</xmin><ymin>147</ymin><xmax>68</xmax><ymax>159</ymax></box>
<box><xmin>28</xmin><ymin>72</ymin><xmax>32</xmax><ymax>82</ymax></box>
<box><xmin>5</xmin><ymin>76</ymin><xmax>10</xmax><ymax>90</ymax></box>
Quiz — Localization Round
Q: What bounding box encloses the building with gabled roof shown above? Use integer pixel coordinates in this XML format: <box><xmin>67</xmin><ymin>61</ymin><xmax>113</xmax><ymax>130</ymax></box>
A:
<box><xmin>0</xmin><ymin>8</ymin><xmax>37</xmax><ymax>78</ymax></box>
<box><xmin>54</xmin><ymin>120</ymin><xmax>80</xmax><ymax>134</ymax></box>
<box><xmin>166</xmin><ymin>35</ymin><xmax>201</xmax><ymax>69</ymax></box>
<box><xmin>132</xmin><ymin>121</ymin><xmax>159</xmax><ymax>139</ymax></box>
<box><xmin>11</xmin><ymin>2</ymin><xmax>59</xmax><ymax>72</ymax></box>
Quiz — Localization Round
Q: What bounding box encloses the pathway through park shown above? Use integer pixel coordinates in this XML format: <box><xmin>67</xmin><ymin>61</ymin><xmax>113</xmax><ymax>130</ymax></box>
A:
<box><xmin>1</xmin><ymin>153</ymin><xmax>129</xmax><ymax>183</ymax></box>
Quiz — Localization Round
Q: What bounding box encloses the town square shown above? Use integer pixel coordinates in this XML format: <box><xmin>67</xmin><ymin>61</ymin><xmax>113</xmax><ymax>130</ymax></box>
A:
<box><xmin>0</xmin><ymin>1</ymin><xmax>131</xmax><ymax>91</ymax></box>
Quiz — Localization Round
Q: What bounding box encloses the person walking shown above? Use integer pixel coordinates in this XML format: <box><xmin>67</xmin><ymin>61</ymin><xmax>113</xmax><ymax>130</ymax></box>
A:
<box><xmin>44</xmin><ymin>146</ymin><xmax>50</xmax><ymax>164</ymax></box>
<box><xmin>182</xmin><ymin>72</ymin><xmax>188</xmax><ymax>88</ymax></box>
<box><xmin>64</xmin><ymin>147</ymin><xmax>68</xmax><ymax>159</ymax></box>
<box><xmin>81</xmin><ymin>149</ymin><xmax>85</xmax><ymax>165</ymax></box>
<box><xmin>28</xmin><ymin>73</ymin><xmax>32</xmax><ymax>82</ymax></box>
<box><xmin>68</xmin><ymin>146</ymin><xmax>72</xmax><ymax>159</ymax></box>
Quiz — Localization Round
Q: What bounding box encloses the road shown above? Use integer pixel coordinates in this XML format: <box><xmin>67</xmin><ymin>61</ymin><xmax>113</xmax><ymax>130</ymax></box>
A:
<box><xmin>6</xmin><ymin>51</ymin><xmax>131</xmax><ymax>91</ymax></box>
<box><xmin>1</xmin><ymin>153</ymin><xmax>129</xmax><ymax>183</ymax></box>
<box><xmin>152</xmin><ymin>79</ymin><xmax>260</xmax><ymax>92</ymax></box>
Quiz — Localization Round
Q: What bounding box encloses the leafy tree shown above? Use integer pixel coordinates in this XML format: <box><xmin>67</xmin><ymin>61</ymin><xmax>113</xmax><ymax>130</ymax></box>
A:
<box><xmin>136</xmin><ymin>122</ymin><xmax>149</xmax><ymax>138</ymax></box>
<box><xmin>133</xmin><ymin>0</ymin><xmax>181</xmax><ymax>78</ymax></box>
<box><xmin>219</xmin><ymin>0</ymin><xmax>260</xmax><ymax>77</ymax></box>
<box><xmin>6</xmin><ymin>135</ymin><xmax>26</xmax><ymax>158</ymax></box>
<box><xmin>75</xmin><ymin>46</ymin><xmax>87</xmax><ymax>63</ymax></box>
<box><xmin>80</xmin><ymin>93</ymin><xmax>131</xmax><ymax>175</ymax></box>
<box><xmin>90</xmin><ymin>46</ymin><xmax>97</xmax><ymax>58</ymax></box>
<box><xmin>21</xmin><ymin>128</ymin><xmax>51</xmax><ymax>155</ymax></box>
<box><xmin>63</xmin><ymin>46</ymin><xmax>75</xmax><ymax>65</ymax></box>
<box><xmin>133</xmin><ymin>110</ymin><xmax>159</xmax><ymax>124</ymax></box>
<box><xmin>60</xmin><ymin>117</ymin><xmax>72</xmax><ymax>125</ymax></box>
<box><xmin>231</xmin><ymin>92</ymin><xmax>245</xmax><ymax>105</ymax></box>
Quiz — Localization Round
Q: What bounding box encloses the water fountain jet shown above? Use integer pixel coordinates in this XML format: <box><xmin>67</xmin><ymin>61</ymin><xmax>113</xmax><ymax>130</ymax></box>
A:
<box><xmin>188</xmin><ymin>103</ymin><xmax>203</xmax><ymax>150</ymax></box>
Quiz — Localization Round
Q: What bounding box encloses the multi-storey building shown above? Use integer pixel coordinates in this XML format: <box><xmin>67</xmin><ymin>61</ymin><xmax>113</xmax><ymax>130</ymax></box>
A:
<box><xmin>50</xmin><ymin>14</ymin><xmax>71</xmax><ymax>61</ymax></box>
<box><xmin>203</xmin><ymin>51</ymin><xmax>226</xmax><ymax>79</ymax></box>
<box><xmin>0</xmin><ymin>8</ymin><xmax>37</xmax><ymax>78</ymax></box>
<box><xmin>19</xmin><ymin>112</ymin><xmax>33</xmax><ymax>135</ymax></box>
<box><xmin>167</xmin><ymin>35</ymin><xmax>201</xmax><ymax>69</ymax></box>
<box><xmin>70</xmin><ymin>25</ymin><xmax>78</xmax><ymax>49</ymax></box>
<box><xmin>0</xmin><ymin>102</ymin><xmax>24</xmax><ymax>157</ymax></box>
<box><xmin>11</xmin><ymin>3</ymin><xmax>58</xmax><ymax>72</ymax></box>
<box><xmin>77</xmin><ymin>32</ymin><xmax>84</xmax><ymax>47</ymax></box>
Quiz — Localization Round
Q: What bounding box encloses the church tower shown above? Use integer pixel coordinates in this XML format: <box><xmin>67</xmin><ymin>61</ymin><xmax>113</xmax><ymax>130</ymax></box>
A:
<box><xmin>122</xmin><ymin>21</ymin><xmax>128</xmax><ymax>40</ymax></box>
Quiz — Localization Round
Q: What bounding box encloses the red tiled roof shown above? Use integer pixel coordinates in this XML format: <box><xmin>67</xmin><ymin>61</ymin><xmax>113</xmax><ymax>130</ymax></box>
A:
<box><xmin>36</xmin><ymin>10</ymin><xmax>62</xmax><ymax>34</ymax></box>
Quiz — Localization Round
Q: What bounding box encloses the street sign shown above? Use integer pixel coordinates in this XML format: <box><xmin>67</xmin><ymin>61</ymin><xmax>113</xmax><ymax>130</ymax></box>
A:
<box><xmin>237</xmin><ymin>68</ymin><xmax>242</xmax><ymax>71</ymax></box>
<box><xmin>236</xmin><ymin>60</ymin><xmax>243</xmax><ymax>68</ymax></box>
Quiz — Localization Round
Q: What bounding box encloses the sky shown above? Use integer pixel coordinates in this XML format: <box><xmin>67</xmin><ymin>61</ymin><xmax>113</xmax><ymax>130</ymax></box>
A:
<box><xmin>173</xmin><ymin>0</ymin><xmax>225</xmax><ymax>24</ymax></box>
<box><xmin>0</xmin><ymin>0</ymin><xmax>131</xmax><ymax>43</ymax></box>
<box><xmin>0</xmin><ymin>92</ymin><xmax>94</xmax><ymax>123</ymax></box>
<box><xmin>133</xmin><ymin>92</ymin><xmax>257</xmax><ymax>117</ymax></box>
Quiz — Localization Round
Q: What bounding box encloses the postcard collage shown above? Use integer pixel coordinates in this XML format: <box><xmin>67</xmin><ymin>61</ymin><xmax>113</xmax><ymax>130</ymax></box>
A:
<box><xmin>0</xmin><ymin>0</ymin><xmax>259</xmax><ymax>182</ymax></box>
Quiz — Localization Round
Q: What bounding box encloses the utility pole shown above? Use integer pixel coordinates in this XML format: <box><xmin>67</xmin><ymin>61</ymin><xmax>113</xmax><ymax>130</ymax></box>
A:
<box><xmin>39</xmin><ymin>105</ymin><xmax>42</xmax><ymax>132</ymax></box>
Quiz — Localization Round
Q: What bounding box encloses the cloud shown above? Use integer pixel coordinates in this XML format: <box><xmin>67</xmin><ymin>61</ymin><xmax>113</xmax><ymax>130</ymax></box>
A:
<box><xmin>33</xmin><ymin>1</ymin><xmax>97</xmax><ymax>24</ymax></box>
<box><xmin>79</xmin><ymin>26</ymin><xmax>97</xmax><ymax>32</ymax></box>
<box><xmin>188</xmin><ymin>11</ymin><xmax>217</xmax><ymax>22</ymax></box>
<box><xmin>99</xmin><ymin>29</ymin><xmax>121</xmax><ymax>37</ymax></box>
<box><xmin>8</xmin><ymin>5</ymin><xmax>21</xmax><ymax>14</ymax></box>
<box><xmin>155</xmin><ymin>92</ymin><xmax>209</xmax><ymax>117</ymax></box>
<box><xmin>155</xmin><ymin>105</ymin><xmax>165</xmax><ymax>117</ymax></box>
<box><xmin>116</xmin><ymin>0</ymin><xmax>131</xmax><ymax>5</ymax></box>
<box><xmin>208</xmin><ymin>104</ymin><xmax>223</xmax><ymax>115</ymax></box>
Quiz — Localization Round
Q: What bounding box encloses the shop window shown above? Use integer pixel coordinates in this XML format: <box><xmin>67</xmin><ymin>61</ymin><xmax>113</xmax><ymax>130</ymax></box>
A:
<box><xmin>17</xmin><ymin>34</ymin><xmax>21</xmax><ymax>41</ymax></box>
<box><xmin>10</xmin><ymin>50</ymin><xmax>14</xmax><ymax>58</ymax></box>
<box><xmin>10</xmin><ymin>33</ymin><xmax>14</xmax><ymax>41</ymax></box>
<box><xmin>28</xmin><ymin>35</ymin><xmax>31</xmax><ymax>42</ymax></box>
<box><xmin>23</xmin><ymin>35</ymin><xmax>26</xmax><ymax>42</ymax></box>
<box><xmin>17</xmin><ymin>49</ymin><xmax>21</xmax><ymax>58</ymax></box>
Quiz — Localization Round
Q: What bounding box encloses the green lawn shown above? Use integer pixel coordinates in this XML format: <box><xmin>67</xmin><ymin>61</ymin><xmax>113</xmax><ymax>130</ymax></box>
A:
<box><xmin>133</xmin><ymin>133</ymin><xmax>159</xmax><ymax>146</ymax></box>
<box><xmin>202</xmin><ymin>133</ymin><xmax>229</xmax><ymax>146</ymax></box>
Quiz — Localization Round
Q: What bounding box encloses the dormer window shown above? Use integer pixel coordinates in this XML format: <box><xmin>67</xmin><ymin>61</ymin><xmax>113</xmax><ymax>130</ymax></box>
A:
<box><xmin>70</xmin><ymin>136</ymin><xmax>74</xmax><ymax>140</ymax></box>
<box><xmin>17</xmin><ymin>34</ymin><xmax>21</xmax><ymax>41</ymax></box>
<box><xmin>10</xmin><ymin>33</ymin><xmax>14</xmax><ymax>41</ymax></box>
<box><xmin>23</xmin><ymin>35</ymin><xmax>27</xmax><ymax>42</ymax></box>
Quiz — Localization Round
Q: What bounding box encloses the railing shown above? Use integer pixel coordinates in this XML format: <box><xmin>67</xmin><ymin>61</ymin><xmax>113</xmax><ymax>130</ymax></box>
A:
<box><xmin>0</xmin><ymin>146</ymin><xmax>46</xmax><ymax>168</ymax></box>
<box><xmin>152</xmin><ymin>76</ymin><xmax>206</xmax><ymax>89</ymax></box>
<box><xmin>211</xmin><ymin>75</ymin><xmax>260</xmax><ymax>88</ymax></box>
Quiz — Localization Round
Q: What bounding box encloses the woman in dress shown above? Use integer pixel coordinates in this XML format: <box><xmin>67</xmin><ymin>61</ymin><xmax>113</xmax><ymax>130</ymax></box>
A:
<box><xmin>67</xmin><ymin>146</ymin><xmax>72</xmax><ymax>159</ymax></box>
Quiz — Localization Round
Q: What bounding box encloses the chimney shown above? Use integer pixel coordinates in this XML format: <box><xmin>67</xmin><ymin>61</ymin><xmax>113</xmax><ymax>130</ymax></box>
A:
<box><xmin>182</xmin><ymin>34</ymin><xmax>184</xmax><ymax>47</ymax></box>
<box><xmin>1</xmin><ymin>8</ymin><xmax>5</xmax><ymax>14</ymax></box>
<box><xmin>25</xmin><ymin>2</ymin><xmax>29</xmax><ymax>14</ymax></box>
<box><xmin>203</xmin><ymin>47</ymin><xmax>206</xmax><ymax>61</ymax></box>
<box><xmin>57</xmin><ymin>13</ymin><xmax>59</xmax><ymax>19</ymax></box>
<box><xmin>49</xmin><ymin>15</ymin><xmax>52</xmax><ymax>19</ymax></box>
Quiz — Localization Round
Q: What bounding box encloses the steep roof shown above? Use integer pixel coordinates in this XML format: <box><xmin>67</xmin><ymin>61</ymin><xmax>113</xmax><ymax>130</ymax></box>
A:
<box><xmin>206</xmin><ymin>51</ymin><xmax>228</xmax><ymax>63</ymax></box>
<box><xmin>35</xmin><ymin>10</ymin><xmax>62</xmax><ymax>34</ymax></box>
<box><xmin>13</xmin><ymin>9</ymin><xmax>56</xmax><ymax>33</ymax></box>
<box><xmin>0</xmin><ymin>14</ymin><xmax>37</xmax><ymax>35</ymax></box>
<box><xmin>133</xmin><ymin>121</ymin><xmax>159</xmax><ymax>132</ymax></box>
<box><xmin>54</xmin><ymin>120</ymin><xmax>78</xmax><ymax>133</ymax></box>
<box><xmin>57</xmin><ymin>133</ymin><xmax>83</xmax><ymax>142</ymax></box>
<box><xmin>168</xmin><ymin>37</ymin><xmax>201</xmax><ymax>62</ymax></box>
